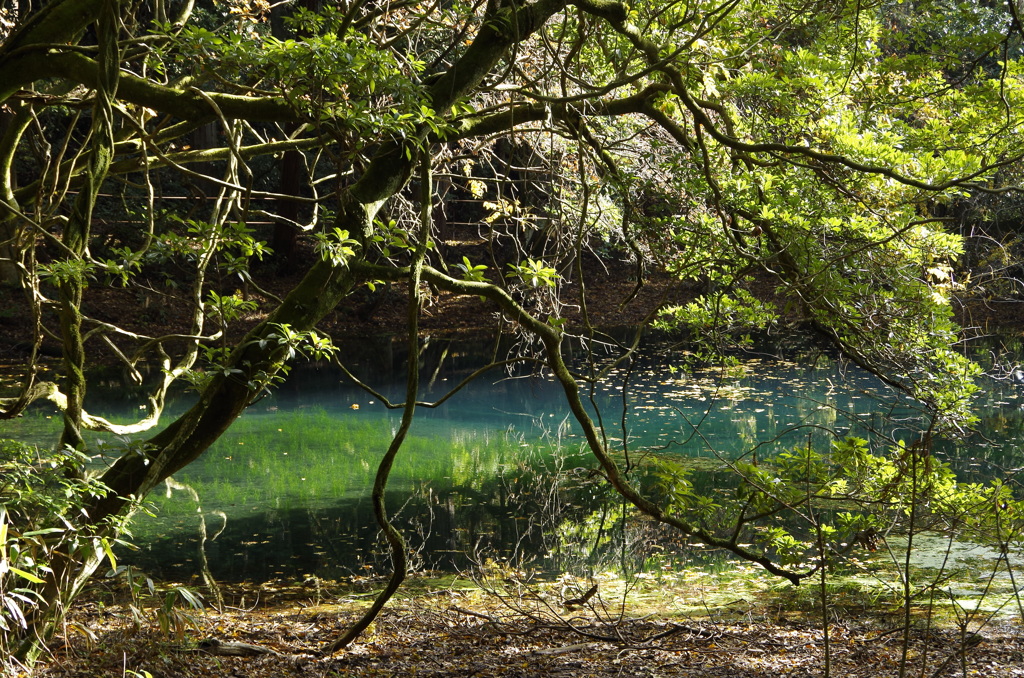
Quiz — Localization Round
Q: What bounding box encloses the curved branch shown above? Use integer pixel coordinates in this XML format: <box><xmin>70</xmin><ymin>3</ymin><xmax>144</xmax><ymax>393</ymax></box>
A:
<box><xmin>335</xmin><ymin>356</ymin><xmax>530</xmax><ymax>409</ymax></box>
<box><xmin>447</xmin><ymin>84</ymin><xmax>665</xmax><ymax>141</ymax></box>
<box><xmin>324</xmin><ymin>150</ymin><xmax>434</xmax><ymax>655</ymax></box>
<box><xmin>357</xmin><ymin>261</ymin><xmax>811</xmax><ymax>584</ymax></box>
<box><xmin>44</xmin><ymin>51</ymin><xmax>298</xmax><ymax>122</ymax></box>
<box><xmin>0</xmin><ymin>0</ymin><xmax>107</xmax><ymax>101</ymax></box>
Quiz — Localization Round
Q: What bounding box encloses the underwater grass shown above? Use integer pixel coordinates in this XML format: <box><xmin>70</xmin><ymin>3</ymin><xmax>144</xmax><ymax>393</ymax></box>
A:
<box><xmin>7</xmin><ymin>388</ymin><xmax>1024</xmax><ymax>622</ymax></box>
<box><xmin>142</xmin><ymin>407</ymin><xmax>535</xmax><ymax>515</ymax></box>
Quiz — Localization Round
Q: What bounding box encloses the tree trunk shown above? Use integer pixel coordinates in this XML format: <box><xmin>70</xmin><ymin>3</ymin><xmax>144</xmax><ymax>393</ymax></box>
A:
<box><xmin>272</xmin><ymin>148</ymin><xmax>304</xmax><ymax>273</ymax></box>
<box><xmin>0</xmin><ymin>102</ymin><xmax>29</xmax><ymax>287</ymax></box>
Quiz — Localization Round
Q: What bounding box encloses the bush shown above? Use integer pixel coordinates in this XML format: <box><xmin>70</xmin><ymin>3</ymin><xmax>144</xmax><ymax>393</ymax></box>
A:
<box><xmin>0</xmin><ymin>440</ymin><xmax>115</xmax><ymax>663</ymax></box>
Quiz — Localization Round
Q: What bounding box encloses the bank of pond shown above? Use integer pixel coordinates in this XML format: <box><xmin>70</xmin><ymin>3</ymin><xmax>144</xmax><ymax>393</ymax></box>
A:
<box><xmin>4</xmin><ymin>335</ymin><xmax>1024</xmax><ymax>618</ymax></box>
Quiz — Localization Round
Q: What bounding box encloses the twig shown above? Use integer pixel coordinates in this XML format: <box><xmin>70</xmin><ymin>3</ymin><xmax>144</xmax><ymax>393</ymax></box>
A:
<box><xmin>451</xmin><ymin>606</ymin><xmax>498</xmax><ymax>622</ymax></box>
<box><xmin>531</xmin><ymin>642</ymin><xmax>603</xmax><ymax>655</ymax></box>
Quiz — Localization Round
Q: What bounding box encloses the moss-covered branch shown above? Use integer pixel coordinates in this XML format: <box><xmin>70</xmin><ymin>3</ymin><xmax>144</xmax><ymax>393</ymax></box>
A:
<box><xmin>446</xmin><ymin>84</ymin><xmax>665</xmax><ymax>141</ymax></box>
<box><xmin>410</xmin><ymin>264</ymin><xmax>810</xmax><ymax>584</ymax></box>
<box><xmin>0</xmin><ymin>0</ymin><xmax>106</xmax><ymax>101</ymax></box>
<box><xmin>43</xmin><ymin>51</ymin><xmax>298</xmax><ymax>121</ymax></box>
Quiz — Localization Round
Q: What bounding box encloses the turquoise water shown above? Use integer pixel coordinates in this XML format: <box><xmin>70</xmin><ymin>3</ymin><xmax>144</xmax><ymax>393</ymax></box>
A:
<box><xmin>3</xmin><ymin>335</ymin><xmax>1020</xmax><ymax>582</ymax></box>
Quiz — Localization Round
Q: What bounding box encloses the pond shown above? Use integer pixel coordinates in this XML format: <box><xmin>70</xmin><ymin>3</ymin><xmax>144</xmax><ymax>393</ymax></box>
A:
<box><xmin>4</xmin><ymin>334</ymin><xmax>1024</xmax><ymax>590</ymax></box>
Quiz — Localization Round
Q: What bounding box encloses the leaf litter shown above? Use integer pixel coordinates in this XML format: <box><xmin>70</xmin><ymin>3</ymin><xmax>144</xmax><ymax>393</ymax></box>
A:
<box><xmin>24</xmin><ymin>576</ymin><xmax>1024</xmax><ymax>678</ymax></box>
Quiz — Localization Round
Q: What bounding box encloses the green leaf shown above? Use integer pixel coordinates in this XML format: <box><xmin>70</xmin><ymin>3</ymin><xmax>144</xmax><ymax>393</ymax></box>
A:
<box><xmin>9</xmin><ymin>566</ymin><xmax>45</xmax><ymax>584</ymax></box>
<box><xmin>100</xmin><ymin>538</ymin><xmax>117</xmax><ymax>572</ymax></box>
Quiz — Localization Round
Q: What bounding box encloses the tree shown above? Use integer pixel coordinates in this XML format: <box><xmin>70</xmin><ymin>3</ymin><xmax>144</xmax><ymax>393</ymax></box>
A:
<box><xmin>1</xmin><ymin>0</ymin><xmax>1023</xmax><ymax>664</ymax></box>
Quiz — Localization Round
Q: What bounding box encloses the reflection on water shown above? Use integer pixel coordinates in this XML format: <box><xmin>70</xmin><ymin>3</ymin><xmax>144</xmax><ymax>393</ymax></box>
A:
<box><xmin>5</xmin><ymin>335</ymin><xmax>1024</xmax><ymax>583</ymax></box>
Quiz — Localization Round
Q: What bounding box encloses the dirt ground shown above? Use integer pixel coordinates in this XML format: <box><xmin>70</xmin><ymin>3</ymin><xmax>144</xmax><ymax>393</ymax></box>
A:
<box><xmin>26</xmin><ymin>576</ymin><xmax>1024</xmax><ymax>678</ymax></box>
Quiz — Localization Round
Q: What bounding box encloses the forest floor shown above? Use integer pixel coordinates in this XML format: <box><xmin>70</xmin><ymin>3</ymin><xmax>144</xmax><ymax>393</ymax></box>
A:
<box><xmin>27</xmin><ymin>574</ymin><xmax>1024</xmax><ymax>678</ymax></box>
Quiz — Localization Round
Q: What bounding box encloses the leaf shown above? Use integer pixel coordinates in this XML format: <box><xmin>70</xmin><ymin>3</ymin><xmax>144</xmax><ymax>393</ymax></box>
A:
<box><xmin>9</xmin><ymin>566</ymin><xmax>44</xmax><ymax>584</ymax></box>
<box><xmin>2</xmin><ymin>596</ymin><xmax>28</xmax><ymax>628</ymax></box>
<box><xmin>99</xmin><ymin>537</ymin><xmax>117</xmax><ymax>572</ymax></box>
<box><xmin>22</xmin><ymin>528</ymin><xmax>65</xmax><ymax>537</ymax></box>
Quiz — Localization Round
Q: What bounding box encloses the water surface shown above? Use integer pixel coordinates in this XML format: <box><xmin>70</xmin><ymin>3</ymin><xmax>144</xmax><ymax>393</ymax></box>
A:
<box><xmin>5</xmin><ymin>335</ymin><xmax>1023</xmax><ymax>584</ymax></box>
